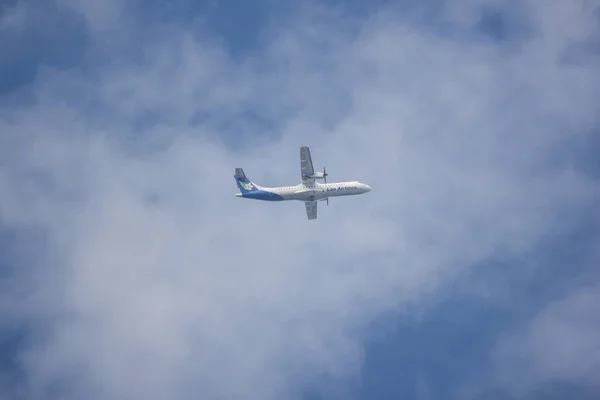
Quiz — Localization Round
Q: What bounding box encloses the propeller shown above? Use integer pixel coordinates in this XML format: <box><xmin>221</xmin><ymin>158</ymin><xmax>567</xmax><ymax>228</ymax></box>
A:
<box><xmin>323</xmin><ymin>167</ymin><xmax>328</xmax><ymax>205</ymax></box>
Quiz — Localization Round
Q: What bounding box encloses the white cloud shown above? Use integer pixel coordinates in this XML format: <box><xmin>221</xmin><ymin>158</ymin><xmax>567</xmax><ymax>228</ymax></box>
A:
<box><xmin>1</xmin><ymin>1</ymin><xmax>599</xmax><ymax>399</ymax></box>
<box><xmin>490</xmin><ymin>280</ymin><xmax>600</xmax><ymax>397</ymax></box>
<box><xmin>528</xmin><ymin>285</ymin><xmax>600</xmax><ymax>383</ymax></box>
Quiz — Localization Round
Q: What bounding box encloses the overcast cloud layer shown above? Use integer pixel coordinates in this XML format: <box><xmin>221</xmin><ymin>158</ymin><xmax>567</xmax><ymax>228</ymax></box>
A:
<box><xmin>1</xmin><ymin>1</ymin><xmax>600</xmax><ymax>399</ymax></box>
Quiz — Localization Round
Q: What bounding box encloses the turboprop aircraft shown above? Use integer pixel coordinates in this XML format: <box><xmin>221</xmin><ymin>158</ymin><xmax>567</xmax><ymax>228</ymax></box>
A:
<box><xmin>234</xmin><ymin>146</ymin><xmax>371</xmax><ymax>220</ymax></box>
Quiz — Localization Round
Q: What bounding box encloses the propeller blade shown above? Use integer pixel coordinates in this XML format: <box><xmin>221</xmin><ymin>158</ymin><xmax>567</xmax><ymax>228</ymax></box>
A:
<box><xmin>323</xmin><ymin>166</ymin><xmax>327</xmax><ymax>183</ymax></box>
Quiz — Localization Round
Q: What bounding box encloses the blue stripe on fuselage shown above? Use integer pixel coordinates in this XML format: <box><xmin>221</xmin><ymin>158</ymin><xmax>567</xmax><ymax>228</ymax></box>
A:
<box><xmin>241</xmin><ymin>190</ymin><xmax>284</xmax><ymax>201</ymax></box>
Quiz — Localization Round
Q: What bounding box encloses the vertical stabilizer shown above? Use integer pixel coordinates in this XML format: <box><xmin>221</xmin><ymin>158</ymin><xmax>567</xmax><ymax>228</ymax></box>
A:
<box><xmin>234</xmin><ymin>168</ymin><xmax>258</xmax><ymax>193</ymax></box>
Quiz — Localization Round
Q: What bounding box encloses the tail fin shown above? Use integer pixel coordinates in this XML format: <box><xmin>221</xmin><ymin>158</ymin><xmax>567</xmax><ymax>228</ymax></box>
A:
<box><xmin>234</xmin><ymin>168</ymin><xmax>258</xmax><ymax>193</ymax></box>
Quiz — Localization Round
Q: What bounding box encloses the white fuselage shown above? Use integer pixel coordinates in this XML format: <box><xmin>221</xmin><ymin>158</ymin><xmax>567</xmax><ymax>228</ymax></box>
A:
<box><xmin>236</xmin><ymin>181</ymin><xmax>371</xmax><ymax>202</ymax></box>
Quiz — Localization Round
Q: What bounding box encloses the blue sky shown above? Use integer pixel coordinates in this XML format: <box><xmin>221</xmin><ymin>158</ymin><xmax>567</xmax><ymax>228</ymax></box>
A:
<box><xmin>1</xmin><ymin>1</ymin><xmax>600</xmax><ymax>399</ymax></box>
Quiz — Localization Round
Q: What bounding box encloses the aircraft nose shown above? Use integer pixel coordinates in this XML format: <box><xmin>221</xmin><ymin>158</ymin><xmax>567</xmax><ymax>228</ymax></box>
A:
<box><xmin>363</xmin><ymin>184</ymin><xmax>372</xmax><ymax>192</ymax></box>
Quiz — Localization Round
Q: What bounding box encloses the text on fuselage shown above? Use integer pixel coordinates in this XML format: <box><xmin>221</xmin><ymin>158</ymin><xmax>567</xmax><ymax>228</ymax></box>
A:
<box><xmin>327</xmin><ymin>186</ymin><xmax>358</xmax><ymax>192</ymax></box>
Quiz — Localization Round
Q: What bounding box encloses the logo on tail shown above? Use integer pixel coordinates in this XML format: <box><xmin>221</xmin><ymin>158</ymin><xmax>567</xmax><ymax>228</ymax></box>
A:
<box><xmin>234</xmin><ymin>168</ymin><xmax>257</xmax><ymax>193</ymax></box>
<box><xmin>237</xmin><ymin>179</ymin><xmax>254</xmax><ymax>191</ymax></box>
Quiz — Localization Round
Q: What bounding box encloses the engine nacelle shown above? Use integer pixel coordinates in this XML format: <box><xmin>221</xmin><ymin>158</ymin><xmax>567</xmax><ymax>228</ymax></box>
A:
<box><xmin>303</xmin><ymin>167</ymin><xmax>328</xmax><ymax>182</ymax></box>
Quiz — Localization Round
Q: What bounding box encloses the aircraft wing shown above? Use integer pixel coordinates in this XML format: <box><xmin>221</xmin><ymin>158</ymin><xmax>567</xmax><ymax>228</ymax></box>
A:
<box><xmin>305</xmin><ymin>201</ymin><xmax>317</xmax><ymax>220</ymax></box>
<box><xmin>300</xmin><ymin>146</ymin><xmax>315</xmax><ymax>184</ymax></box>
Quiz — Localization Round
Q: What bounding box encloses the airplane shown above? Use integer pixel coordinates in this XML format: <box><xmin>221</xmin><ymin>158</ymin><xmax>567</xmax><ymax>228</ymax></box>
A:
<box><xmin>234</xmin><ymin>146</ymin><xmax>372</xmax><ymax>220</ymax></box>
